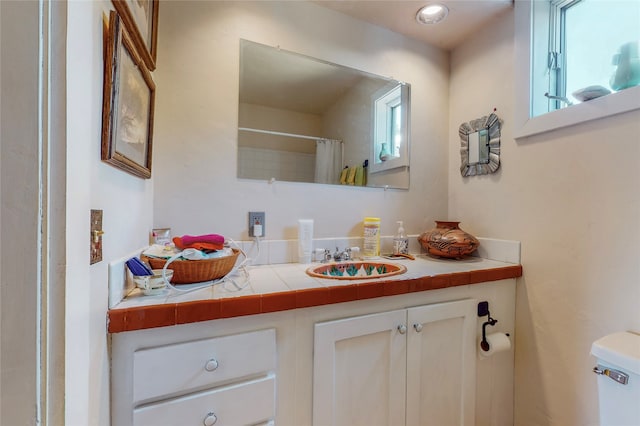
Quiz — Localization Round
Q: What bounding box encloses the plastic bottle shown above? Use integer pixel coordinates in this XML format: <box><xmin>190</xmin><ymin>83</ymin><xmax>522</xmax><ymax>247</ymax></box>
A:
<box><xmin>363</xmin><ymin>217</ymin><xmax>381</xmax><ymax>258</ymax></box>
<box><xmin>393</xmin><ymin>221</ymin><xmax>409</xmax><ymax>255</ymax></box>
<box><xmin>298</xmin><ymin>219</ymin><xmax>314</xmax><ymax>263</ymax></box>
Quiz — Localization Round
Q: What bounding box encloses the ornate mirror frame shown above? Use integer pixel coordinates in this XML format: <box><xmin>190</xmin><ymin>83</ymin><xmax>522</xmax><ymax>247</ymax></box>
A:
<box><xmin>459</xmin><ymin>112</ymin><xmax>501</xmax><ymax>177</ymax></box>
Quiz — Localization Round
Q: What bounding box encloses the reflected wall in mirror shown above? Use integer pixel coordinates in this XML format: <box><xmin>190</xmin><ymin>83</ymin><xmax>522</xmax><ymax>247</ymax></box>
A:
<box><xmin>459</xmin><ymin>112</ymin><xmax>501</xmax><ymax>177</ymax></box>
<box><xmin>237</xmin><ymin>40</ymin><xmax>410</xmax><ymax>189</ymax></box>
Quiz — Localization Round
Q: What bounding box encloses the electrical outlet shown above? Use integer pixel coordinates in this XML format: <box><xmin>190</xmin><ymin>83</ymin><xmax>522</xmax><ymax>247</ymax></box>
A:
<box><xmin>248</xmin><ymin>211</ymin><xmax>265</xmax><ymax>237</ymax></box>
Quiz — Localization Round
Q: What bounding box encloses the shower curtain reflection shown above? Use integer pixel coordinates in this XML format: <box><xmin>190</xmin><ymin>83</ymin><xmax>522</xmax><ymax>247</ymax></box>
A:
<box><xmin>314</xmin><ymin>139</ymin><xmax>343</xmax><ymax>184</ymax></box>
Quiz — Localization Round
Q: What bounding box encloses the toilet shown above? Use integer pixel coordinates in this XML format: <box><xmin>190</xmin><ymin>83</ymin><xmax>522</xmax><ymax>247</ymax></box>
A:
<box><xmin>591</xmin><ymin>331</ymin><xmax>640</xmax><ymax>425</ymax></box>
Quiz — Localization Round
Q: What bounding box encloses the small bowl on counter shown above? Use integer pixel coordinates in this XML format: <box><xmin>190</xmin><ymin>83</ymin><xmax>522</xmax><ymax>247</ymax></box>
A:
<box><xmin>133</xmin><ymin>269</ymin><xmax>174</xmax><ymax>296</ymax></box>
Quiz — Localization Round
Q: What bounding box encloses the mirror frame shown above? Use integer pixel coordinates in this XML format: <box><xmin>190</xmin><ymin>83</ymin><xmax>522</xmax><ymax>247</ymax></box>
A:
<box><xmin>459</xmin><ymin>112</ymin><xmax>501</xmax><ymax>177</ymax></box>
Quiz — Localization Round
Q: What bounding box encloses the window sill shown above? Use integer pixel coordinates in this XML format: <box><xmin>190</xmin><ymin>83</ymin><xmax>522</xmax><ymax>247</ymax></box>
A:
<box><xmin>514</xmin><ymin>86</ymin><xmax>640</xmax><ymax>140</ymax></box>
<box><xmin>369</xmin><ymin>158</ymin><xmax>408</xmax><ymax>174</ymax></box>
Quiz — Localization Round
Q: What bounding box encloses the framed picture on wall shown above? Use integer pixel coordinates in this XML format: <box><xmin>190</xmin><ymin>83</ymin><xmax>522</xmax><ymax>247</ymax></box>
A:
<box><xmin>112</xmin><ymin>0</ymin><xmax>159</xmax><ymax>70</ymax></box>
<box><xmin>101</xmin><ymin>11</ymin><xmax>155</xmax><ymax>179</ymax></box>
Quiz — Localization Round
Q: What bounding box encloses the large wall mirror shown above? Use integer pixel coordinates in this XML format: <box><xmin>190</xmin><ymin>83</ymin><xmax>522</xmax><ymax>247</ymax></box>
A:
<box><xmin>238</xmin><ymin>40</ymin><xmax>410</xmax><ymax>189</ymax></box>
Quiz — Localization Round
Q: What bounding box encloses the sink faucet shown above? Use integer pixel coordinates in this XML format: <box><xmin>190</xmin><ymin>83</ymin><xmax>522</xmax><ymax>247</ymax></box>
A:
<box><xmin>333</xmin><ymin>247</ymin><xmax>351</xmax><ymax>262</ymax></box>
<box><xmin>316</xmin><ymin>247</ymin><xmax>360</xmax><ymax>262</ymax></box>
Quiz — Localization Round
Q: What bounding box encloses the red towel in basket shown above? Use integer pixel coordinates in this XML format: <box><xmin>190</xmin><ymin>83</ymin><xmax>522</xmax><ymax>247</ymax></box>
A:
<box><xmin>173</xmin><ymin>234</ymin><xmax>225</xmax><ymax>251</ymax></box>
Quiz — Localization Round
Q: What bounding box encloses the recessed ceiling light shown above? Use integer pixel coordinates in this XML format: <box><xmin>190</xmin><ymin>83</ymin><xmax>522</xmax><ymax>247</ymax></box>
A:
<box><xmin>416</xmin><ymin>4</ymin><xmax>449</xmax><ymax>25</ymax></box>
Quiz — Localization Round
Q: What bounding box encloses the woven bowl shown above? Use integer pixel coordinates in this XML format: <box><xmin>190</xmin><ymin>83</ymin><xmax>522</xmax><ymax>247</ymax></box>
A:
<box><xmin>142</xmin><ymin>248</ymin><xmax>241</xmax><ymax>284</ymax></box>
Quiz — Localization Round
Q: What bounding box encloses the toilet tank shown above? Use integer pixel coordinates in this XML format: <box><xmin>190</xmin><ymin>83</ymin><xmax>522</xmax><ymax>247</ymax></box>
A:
<box><xmin>591</xmin><ymin>331</ymin><xmax>640</xmax><ymax>426</ymax></box>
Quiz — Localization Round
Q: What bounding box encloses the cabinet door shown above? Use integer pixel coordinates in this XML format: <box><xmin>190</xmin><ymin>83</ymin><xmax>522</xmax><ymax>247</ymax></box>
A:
<box><xmin>406</xmin><ymin>299</ymin><xmax>477</xmax><ymax>426</ymax></box>
<box><xmin>313</xmin><ymin>309</ymin><xmax>407</xmax><ymax>426</ymax></box>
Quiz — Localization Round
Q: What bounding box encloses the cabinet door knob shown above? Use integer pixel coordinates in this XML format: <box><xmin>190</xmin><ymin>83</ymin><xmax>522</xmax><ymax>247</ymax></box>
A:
<box><xmin>204</xmin><ymin>358</ymin><xmax>219</xmax><ymax>372</ymax></box>
<box><xmin>397</xmin><ymin>324</ymin><xmax>407</xmax><ymax>334</ymax></box>
<box><xmin>413</xmin><ymin>323</ymin><xmax>423</xmax><ymax>332</ymax></box>
<box><xmin>203</xmin><ymin>412</ymin><xmax>217</xmax><ymax>426</ymax></box>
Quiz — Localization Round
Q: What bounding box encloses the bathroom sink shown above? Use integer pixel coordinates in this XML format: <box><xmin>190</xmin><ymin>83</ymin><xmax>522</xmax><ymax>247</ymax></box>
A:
<box><xmin>306</xmin><ymin>261</ymin><xmax>407</xmax><ymax>280</ymax></box>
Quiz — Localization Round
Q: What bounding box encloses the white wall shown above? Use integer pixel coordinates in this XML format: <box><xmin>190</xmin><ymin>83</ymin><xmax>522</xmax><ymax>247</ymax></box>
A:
<box><xmin>66</xmin><ymin>1</ymin><xmax>154</xmax><ymax>424</ymax></box>
<box><xmin>449</xmin><ymin>8</ymin><xmax>640</xmax><ymax>425</ymax></box>
<box><xmin>238</xmin><ymin>103</ymin><xmax>321</xmax><ymax>153</ymax></box>
<box><xmin>62</xmin><ymin>2</ymin><xmax>640</xmax><ymax>424</ymax></box>
<box><xmin>0</xmin><ymin>2</ymin><xmax>40</xmax><ymax>424</ymax></box>
<box><xmin>59</xmin><ymin>2</ymin><xmax>448</xmax><ymax>423</ymax></box>
<box><xmin>238</xmin><ymin>147</ymin><xmax>315</xmax><ymax>183</ymax></box>
<box><xmin>152</xmin><ymin>1</ymin><xmax>449</xmax><ymax>240</ymax></box>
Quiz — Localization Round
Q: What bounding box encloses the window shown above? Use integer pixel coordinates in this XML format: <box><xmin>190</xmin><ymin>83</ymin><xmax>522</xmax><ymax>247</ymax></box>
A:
<box><xmin>515</xmin><ymin>0</ymin><xmax>640</xmax><ymax>138</ymax></box>
<box><xmin>390</xmin><ymin>103</ymin><xmax>403</xmax><ymax>157</ymax></box>
<box><xmin>370</xmin><ymin>83</ymin><xmax>409</xmax><ymax>173</ymax></box>
<box><xmin>537</xmin><ymin>0</ymin><xmax>640</xmax><ymax>115</ymax></box>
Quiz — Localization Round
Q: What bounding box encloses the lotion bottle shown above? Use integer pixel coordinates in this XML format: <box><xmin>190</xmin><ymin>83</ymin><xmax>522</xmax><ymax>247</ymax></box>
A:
<box><xmin>298</xmin><ymin>219</ymin><xmax>314</xmax><ymax>263</ymax></box>
<box><xmin>393</xmin><ymin>221</ymin><xmax>409</xmax><ymax>255</ymax></box>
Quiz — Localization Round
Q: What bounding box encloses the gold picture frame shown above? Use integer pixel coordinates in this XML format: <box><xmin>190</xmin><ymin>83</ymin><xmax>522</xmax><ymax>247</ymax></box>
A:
<box><xmin>112</xmin><ymin>0</ymin><xmax>158</xmax><ymax>70</ymax></box>
<box><xmin>101</xmin><ymin>11</ymin><xmax>155</xmax><ymax>179</ymax></box>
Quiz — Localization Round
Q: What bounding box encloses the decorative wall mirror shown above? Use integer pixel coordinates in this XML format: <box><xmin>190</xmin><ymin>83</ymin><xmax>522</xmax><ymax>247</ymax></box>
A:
<box><xmin>459</xmin><ymin>111</ymin><xmax>501</xmax><ymax>177</ymax></box>
<box><xmin>237</xmin><ymin>40</ymin><xmax>410</xmax><ymax>189</ymax></box>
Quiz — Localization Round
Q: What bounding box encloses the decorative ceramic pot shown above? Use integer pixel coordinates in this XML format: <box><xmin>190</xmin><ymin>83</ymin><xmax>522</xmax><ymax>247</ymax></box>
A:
<box><xmin>418</xmin><ymin>221</ymin><xmax>479</xmax><ymax>259</ymax></box>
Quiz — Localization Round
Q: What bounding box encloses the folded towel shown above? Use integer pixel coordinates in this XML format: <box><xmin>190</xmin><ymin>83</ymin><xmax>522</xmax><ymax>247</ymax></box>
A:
<box><xmin>339</xmin><ymin>167</ymin><xmax>349</xmax><ymax>184</ymax></box>
<box><xmin>347</xmin><ymin>167</ymin><xmax>357</xmax><ymax>185</ymax></box>
<box><xmin>142</xmin><ymin>244</ymin><xmax>179</xmax><ymax>259</ymax></box>
<box><xmin>354</xmin><ymin>165</ymin><xmax>364</xmax><ymax>186</ymax></box>
<box><xmin>173</xmin><ymin>234</ymin><xmax>225</xmax><ymax>251</ymax></box>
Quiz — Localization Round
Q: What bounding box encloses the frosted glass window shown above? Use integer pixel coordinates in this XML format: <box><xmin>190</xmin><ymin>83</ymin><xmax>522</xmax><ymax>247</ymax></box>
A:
<box><xmin>391</xmin><ymin>104</ymin><xmax>402</xmax><ymax>157</ymax></box>
<box><xmin>563</xmin><ymin>0</ymin><xmax>640</xmax><ymax>98</ymax></box>
<box><xmin>532</xmin><ymin>0</ymin><xmax>640</xmax><ymax>115</ymax></box>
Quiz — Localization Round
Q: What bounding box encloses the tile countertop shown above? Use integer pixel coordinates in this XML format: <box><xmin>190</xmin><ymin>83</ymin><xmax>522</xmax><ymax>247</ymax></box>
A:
<box><xmin>107</xmin><ymin>253</ymin><xmax>522</xmax><ymax>333</ymax></box>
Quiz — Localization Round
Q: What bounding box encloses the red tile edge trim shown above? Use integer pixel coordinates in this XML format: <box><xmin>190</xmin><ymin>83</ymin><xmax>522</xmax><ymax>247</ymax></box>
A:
<box><xmin>357</xmin><ymin>281</ymin><xmax>384</xmax><ymax>300</ymax></box>
<box><xmin>176</xmin><ymin>300</ymin><xmax>221</xmax><ymax>324</ymax></box>
<box><xmin>407</xmin><ymin>276</ymin><xmax>433</xmax><ymax>292</ymax></box>
<box><xmin>124</xmin><ymin>304</ymin><xmax>177</xmax><ymax>332</ymax></box>
<box><xmin>107</xmin><ymin>265</ymin><xmax>523</xmax><ymax>333</ymax></box>
<box><xmin>382</xmin><ymin>279</ymin><xmax>410</xmax><ymax>296</ymax></box>
<box><xmin>296</xmin><ymin>287</ymin><xmax>330</xmax><ymax>308</ymax></box>
<box><xmin>262</xmin><ymin>292</ymin><xmax>296</xmax><ymax>313</ymax></box>
<box><xmin>220</xmin><ymin>295</ymin><xmax>262</xmax><ymax>318</ymax></box>
<box><xmin>328</xmin><ymin>285</ymin><xmax>358</xmax><ymax>304</ymax></box>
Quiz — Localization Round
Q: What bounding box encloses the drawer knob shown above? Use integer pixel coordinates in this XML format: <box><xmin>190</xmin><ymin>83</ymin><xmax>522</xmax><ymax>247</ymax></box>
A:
<box><xmin>413</xmin><ymin>323</ymin><xmax>423</xmax><ymax>332</ymax></box>
<box><xmin>204</xmin><ymin>359</ymin><xmax>219</xmax><ymax>372</ymax></box>
<box><xmin>203</xmin><ymin>412</ymin><xmax>217</xmax><ymax>426</ymax></box>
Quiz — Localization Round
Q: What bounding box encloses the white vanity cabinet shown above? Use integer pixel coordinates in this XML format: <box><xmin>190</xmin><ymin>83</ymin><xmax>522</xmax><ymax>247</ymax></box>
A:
<box><xmin>112</xmin><ymin>328</ymin><xmax>277</xmax><ymax>426</ymax></box>
<box><xmin>111</xmin><ymin>277</ymin><xmax>517</xmax><ymax>425</ymax></box>
<box><xmin>313</xmin><ymin>299</ymin><xmax>477</xmax><ymax>426</ymax></box>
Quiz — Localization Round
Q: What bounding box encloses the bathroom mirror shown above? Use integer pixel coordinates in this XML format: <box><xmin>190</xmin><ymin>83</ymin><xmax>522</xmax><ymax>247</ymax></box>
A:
<box><xmin>237</xmin><ymin>40</ymin><xmax>410</xmax><ymax>189</ymax></box>
<box><xmin>459</xmin><ymin>112</ymin><xmax>501</xmax><ymax>177</ymax></box>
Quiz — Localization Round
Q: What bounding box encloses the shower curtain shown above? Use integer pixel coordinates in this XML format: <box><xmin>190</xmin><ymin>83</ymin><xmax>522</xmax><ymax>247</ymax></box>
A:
<box><xmin>314</xmin><ymin>139</ymin><xmax>343</xmax><ymax>184</ymax></box>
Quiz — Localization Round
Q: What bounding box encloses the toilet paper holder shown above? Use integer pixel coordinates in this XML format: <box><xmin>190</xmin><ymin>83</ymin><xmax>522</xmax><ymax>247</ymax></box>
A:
<box><xmin>477</xmin><ymin>301</ymin><xmax>508</xmax><ymax>352</ymax></box>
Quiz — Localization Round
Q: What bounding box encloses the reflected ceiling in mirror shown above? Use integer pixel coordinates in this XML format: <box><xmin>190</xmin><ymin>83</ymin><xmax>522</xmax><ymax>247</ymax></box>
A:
<box><xmin>237</xmin><ymin>40</ymin><xmax>410</xmax><ymax>189</ymax></box>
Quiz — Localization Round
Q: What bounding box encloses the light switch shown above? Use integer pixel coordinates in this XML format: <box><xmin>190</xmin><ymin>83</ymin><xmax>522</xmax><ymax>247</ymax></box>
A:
<box><xmin>90</xmin><ymin>209</ymin><xmax>104</xmax><ymax>264</ymax></box>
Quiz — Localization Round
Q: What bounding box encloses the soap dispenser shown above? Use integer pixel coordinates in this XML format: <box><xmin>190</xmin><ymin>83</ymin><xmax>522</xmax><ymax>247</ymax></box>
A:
<box><xmin>393</xmin><ymin>221</ymin><xmax>409</xmax><ymax>255</ymax></box>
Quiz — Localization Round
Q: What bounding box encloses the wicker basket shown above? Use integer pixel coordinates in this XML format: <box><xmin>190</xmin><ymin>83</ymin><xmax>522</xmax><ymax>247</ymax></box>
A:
<box><xmin>142</xmin><ymin>248</ymin><xmax>241</xmax><ymax>284</ymax></box>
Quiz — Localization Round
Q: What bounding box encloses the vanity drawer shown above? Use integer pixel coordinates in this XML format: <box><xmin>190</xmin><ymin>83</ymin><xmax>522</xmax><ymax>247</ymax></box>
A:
<box><xmin>133</xmin><ymin>374</ymin><xmax>276</xmax><ymax>426</ymax></box>
<box><xmin>133</xmin><ymin>328</ymin><xmax>276</xmax><ymax>403</ymax></box>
